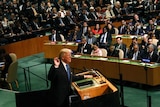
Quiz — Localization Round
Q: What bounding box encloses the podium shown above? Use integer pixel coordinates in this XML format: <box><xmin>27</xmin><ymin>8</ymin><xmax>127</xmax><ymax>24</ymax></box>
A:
<box><xmin>70</xmin><ymin>70</ymin><xmax>120</xmax><ymax>107</ymax></box>
<box><xmin>72</xmin><ymin>70</ymin><xmax>114</xmax><ymax>100</ymax></box>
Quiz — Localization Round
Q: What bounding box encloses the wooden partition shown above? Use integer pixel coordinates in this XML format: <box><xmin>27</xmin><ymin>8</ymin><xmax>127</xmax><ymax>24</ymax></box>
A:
<box><xmin>70</xmin><ymin>56</ymin><xmax>160</xmax><ymax>86</ymax></box>
<box><xmin>0</xmin><ymin>36</ymin><xmax>49</xmax><ymax>59</ymax></box>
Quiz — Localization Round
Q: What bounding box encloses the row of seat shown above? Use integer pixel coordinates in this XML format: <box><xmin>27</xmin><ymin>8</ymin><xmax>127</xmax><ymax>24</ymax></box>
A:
<box><xmin>99</xmin><ymin>48</ymin><xmax>124</xmax><ymax>59</ymax></box>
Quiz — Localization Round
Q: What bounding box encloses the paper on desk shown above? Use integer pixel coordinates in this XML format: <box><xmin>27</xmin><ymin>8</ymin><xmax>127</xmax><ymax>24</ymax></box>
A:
<box><xmin>74</xmin><ymin>55</ymin><xmax>81</xmax><ymax>58</ymax></box>
<box><xmin>66</xmin><ymin>42</ymin><xmax>74</xmax><ymax>45</ymax></box>
<box><xmin>140</xmin><ymin>63</ymin><xmax>154</xmax><ymax>66</ymax></box>
<box><xmin>97</xmin><ymin>58</ymin><xmax>108</xmax><ymax>61</ymax></box>
<box><xmin>121</xmin><ymin>60</ymin><xmax>130</xmax><ymax>63</ymax></box>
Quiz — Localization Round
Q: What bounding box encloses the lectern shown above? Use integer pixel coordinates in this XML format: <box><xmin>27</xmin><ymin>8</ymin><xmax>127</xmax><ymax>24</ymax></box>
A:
<box><xmin>71</xmin><ymin>70</ymin><xmax>120</xmax><ymax>107</ymax></box>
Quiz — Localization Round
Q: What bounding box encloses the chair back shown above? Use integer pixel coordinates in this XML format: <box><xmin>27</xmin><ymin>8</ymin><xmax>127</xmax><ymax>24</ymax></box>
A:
<box><xmin>60</xmin><ymin>34</ymin><xmax>65</xmax><ymax>42</ymax></box>
<box><xmin>6</xmin><ymin>61</ymin><xmax>18</xmax><ymax>83</ymax></box>
<box><xmin>9</xmin><ymin>53</ymin><xmax>17</xmax><ymax>62</ymax></box>
<box><xmin>117</xmin><ymin>49</ymin><xmax>124</xmax><ymax>59</ymax></box>
<box><xmin>152</xmin><ymin>38</ymin><xmax>158</xmax><ymax>46</ymax></box>
<box><xmin>114</xmin><ymin>27</ymin><xmax>119</xmax><ymax>35</ymax></box>
<box><xmin>100</xmin><ymin>48</ymin><xmax>107</xmax><ymax>57</ymax></box>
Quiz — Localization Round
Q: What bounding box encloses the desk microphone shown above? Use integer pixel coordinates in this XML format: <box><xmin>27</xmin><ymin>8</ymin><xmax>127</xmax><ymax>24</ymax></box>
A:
<box><xmin>92</xmin><ymin>69</ymin><xmax>106</xmax><ymax>84</ymax></box>
<box><xmin>83</xmin><ymin>67</ymin><xmax>88</xmax><ymax>72</ymax></box>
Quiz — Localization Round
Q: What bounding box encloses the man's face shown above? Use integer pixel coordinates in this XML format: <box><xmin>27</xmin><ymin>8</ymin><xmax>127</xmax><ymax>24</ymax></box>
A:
<box><xmin>116</xmin><ymin>38</ymin><xmax>121</xmax><ymax>44</ymax></box>
<box><xmin>63</xmin><ymin>52</ymin><xmax>71</xmax><ymax>64</ymax></box>
<box><xmin>133</xmin><ymin>45</ymin><xmax>139</xmax><ymax>52</ymax></box>
<box><xmin>148</xmin><ymin>39</ymin><xmax>152</xmax><ymax>45</ymax></box>
<box><xmin>110</xmin><ymin>46</ymin><xmax>115</xmax><ymax>52</ymax></box>
<box><xmin>81</xmin><ymin>38</ymin><xmax>86</xmax><ymax>44</ymax></box>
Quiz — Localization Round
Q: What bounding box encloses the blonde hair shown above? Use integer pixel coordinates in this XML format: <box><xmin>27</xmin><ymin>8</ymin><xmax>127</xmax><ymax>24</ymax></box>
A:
<box><xmin>59</xmin><ymin>48</ymin><xmax>72</xmax><ymax>59</ymax></box>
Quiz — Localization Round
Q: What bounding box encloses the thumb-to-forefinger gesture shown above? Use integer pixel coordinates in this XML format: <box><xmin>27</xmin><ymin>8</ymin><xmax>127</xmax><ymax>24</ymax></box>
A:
<box><xmin>54</xmin><ymin>57</ymin><xmax>60</xmax><ymax>67</ymax></box>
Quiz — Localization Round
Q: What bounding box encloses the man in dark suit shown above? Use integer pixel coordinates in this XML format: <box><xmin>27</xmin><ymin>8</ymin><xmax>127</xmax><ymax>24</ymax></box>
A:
<box><xmin>76</xmin><ymin>36</ymin><xmax>92</xmax><ymax>55</ymax></box>
<box><xmin>127</xmin><ymin>44</ymin><xmax>144</xmax><ymax>60</ymax></box>
<box><xmin>86</xmin><ymin>31</ymin><xmax>97</xmax><ymax>45</ymax></box>
<box><xmin>68</xmin><ymin>25</ymin><xmax>82</xmax><ymax>42</ymax></box>
<box><xmin>114</xmin><ymin>37</ymin><xmax>127</xmax><ymax>57</ymax></box>
<box><xmin>49</xmin><ymin>29</ymin><xmax>62</xmax><ymax>42</ymax></box>
<box><xmin>107</xmin><ymin>44</ymin><xmax>119</xmax><ymax>57</ymax></box>
<box><xmin>47</xmin><ymin>48</ymin><xmax>92</xmax><ymax>107</ymax></box>
<box><xmin>118</xmin><ymin>20</ymin><xmax>127</xmax><ymax>34</ymax></box>
<box><xmin>145</xmin><ymin>44</ymin><xmax>158</xmax><ymax>62</ymax></box>
<box><xmin>54</xmin><ymin>11</ymin><xmax>66</xmax><ymax>35</ymax></box>
<box><xmin>64</xmin><ymin>10</ymin><xmax>76</xmax><ymax>34</ymax></box>
<box><xmin>98</xmin><ymin>27</ymin><xmax>112</xmax><ymax>50</ymax></box>
<box><xmin>88</xmin><ymin>6</ymin><xmax>98</xmax><ymax>22</ymax></box>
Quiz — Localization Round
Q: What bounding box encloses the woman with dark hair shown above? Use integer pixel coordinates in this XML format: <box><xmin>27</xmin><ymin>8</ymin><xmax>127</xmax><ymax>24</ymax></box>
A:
<box><xmin>0</xmin><ymin>48</ymin><xmax>12</xmax><ymax>80</ymax></box>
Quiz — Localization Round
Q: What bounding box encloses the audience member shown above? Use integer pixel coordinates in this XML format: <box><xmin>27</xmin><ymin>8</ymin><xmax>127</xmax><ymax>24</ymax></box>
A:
<box><xmin>86</xmin><ymin>31</ymin><xmax>97</xmax><ymax>45</ymax></box>
<box><xmin>107</xmin><ymin>44</ymin><xmax>119</xmax><ymax>57</ymax></box>
<box><xmin>118</xmin><ymin>20</ymin><xmax>127</xmax><ymax>34</ymax></box>
<box><xmin>114</xmin><ymin>37</ymin><xmax>127</xmax><ymax>58</ymax></box>
<box><xmin>105</xmin><ymin>4</ymin><xmax>115</xmax><ymax>21</ymax></box>
<box><xmin>76</xmin><ymin>36</ymin><xmax>92</xmax><ymax>55</ymax></box>
<box><xmin>0</xmin><ymin>48</ymin><xmax>12</xmax><ymax>80</ymax></box>
<box><xmin>98</xmin><ymin>27</ymin><xmax>112</xmax><ymax>49</ymax></box>
<box><xmin>127</xmin><ymin>44</ymin><xmax>144</xmax><ymax>60</ymax></box>
<box><xmin>49</xmin><ymin>29</ymin><xmax>63</xmax><ymax>43</ymax></box>
<box><xmin>68</xmin><ymin>25</ymin><xmax>82</xmax><ymax>42</ymax></box>
<box><xmin>145</xmin><ymin>44</ymin><xmax>158</xmax><ymax>62</ymax></box>
<box><xmin>91</xmin><ymin>43</ymin><xmax>102</xmax><ymax>56</ymax></box>
<box><xmin>91</xmin><ymin>23</ymin><xmax>103</xmax><ymax>37</ymax></box>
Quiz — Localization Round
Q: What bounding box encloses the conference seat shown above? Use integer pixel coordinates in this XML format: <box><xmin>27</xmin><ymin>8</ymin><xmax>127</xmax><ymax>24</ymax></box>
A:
<box><xmin>6</xmin><ymin>53</ymin><xmax>19</xmax><ymax>90</ymax></box>
<box><xmin>117</xmin><ymin>49</ymin><xmax>124</xmax><ymax>59</ymax></box>
<box><xmin>152</xmin><ymin>38</ymin><xmax>158</xmax><ymax>46</ymax></box>
<box><xmin>60</xmin><ymin>34</ymin><xmax>65</xmax><ymax>42</ymax></box>
<box><xmin>100</xmin><ymin>48</ymin><xmax>107</xmax><ymax>57</ymax></box>
<box><xmin>114</xmin><ymin>27</ymin><xmax>119</xmax><ymax>35</ymax></box>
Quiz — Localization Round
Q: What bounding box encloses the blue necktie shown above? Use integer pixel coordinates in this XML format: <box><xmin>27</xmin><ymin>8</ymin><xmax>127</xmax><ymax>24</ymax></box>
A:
<box><xmin>66</xmin><ymin>64</ymin><xmax>70</xmax><ymax>81</ymax></box>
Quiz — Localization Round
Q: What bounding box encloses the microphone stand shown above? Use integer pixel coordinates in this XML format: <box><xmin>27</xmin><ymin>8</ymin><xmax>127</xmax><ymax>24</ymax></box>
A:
<box><xmin>144</xmin><ymin>62</ymin><xmax>151</xmax><ymax>107</ymax></box>
<box><xmin>118</xmin><ymin>57</ymin><xmax>127</xmax><ymax>107</ymax></box>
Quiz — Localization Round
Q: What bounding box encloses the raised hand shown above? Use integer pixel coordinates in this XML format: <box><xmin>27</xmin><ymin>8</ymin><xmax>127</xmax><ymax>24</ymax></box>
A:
<box><xmin>54</xmin><ymin>57</ymin><xmax>60</xmax><ymax>67</ymax></box>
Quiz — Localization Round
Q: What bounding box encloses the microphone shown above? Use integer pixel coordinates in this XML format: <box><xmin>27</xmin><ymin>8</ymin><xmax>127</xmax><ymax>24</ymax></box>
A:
<box><xmin>82</xmin><ymin>67</ymin><xmax>88</xmax><ymax>72</ymax></box>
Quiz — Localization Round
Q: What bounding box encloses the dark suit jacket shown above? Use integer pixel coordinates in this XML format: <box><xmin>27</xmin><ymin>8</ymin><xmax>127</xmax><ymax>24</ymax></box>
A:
<box><xmin>76</xmin><ymin>43</ymin><xmax>92</xmax><ymax>54</ymax></box>
<box><xmin>118</xmin><ymin>25</ymin><xmax>127</xmax><ymax>34</ymax></box>
<box><xmin>114</xmin><ymin>43</ymin><xmax>126</xmax><ymax>54</ymax></box>
<box><xmin>48</xmin><ymin>62</ymin><xmax>84</xmax><ymax>106</ymax></box>
<box><xmin>68</xmin><ymin>30</ymin><xmax>82</xmax><ymax>42</ymax></box>
<box><xmin>127</xmin><ymin>50</ymin><xmax>144</xmax><ymax>60</ymax></box>
<box><xmin>54</xmin><ymin>17</ymin><xmax>66</xmax><ymax>29</ymax></box>
<box><xmin>107</xmin><ymin>49</ymin><xmax>119</xmax><ymax>57</ymax></box>
<box><xmin>1</xmin><ymin>54</ymin><xmax>12</xmax><ymax>78</ymax></box>
<box><xmin>145</xmin><ymin>51</ymin><xmax>158</xmax><ymax>62</ymax></box>
<box><xmin>98</xmin><ymin>32</ymin><xmax>112</xmax><ymax>47</ymax></box>
<box><xmin>88</xmin><ymin>12</ymin><xmax>98</xmax><ymax>21</ymax></box>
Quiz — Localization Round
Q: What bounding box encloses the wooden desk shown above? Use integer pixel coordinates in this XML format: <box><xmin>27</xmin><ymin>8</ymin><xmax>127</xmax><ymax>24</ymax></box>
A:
<box><xmin>43</xmin><ymin>42</ymin><xmax>78</xmax><ymax>58</ymax></box>
<box><xmin>0</xmin><ymin>36</ymin><xmax>49</xmax><ymax>59</ymax></box>
<box><xmin>70</xmin><ymin>56</ymin><xmax>160</xmax><ymax>86</ymax></box>
<box><xmin>72</xmin><ymin>70</ymin><xmax>118</xmax><ymax>100</ymax></box>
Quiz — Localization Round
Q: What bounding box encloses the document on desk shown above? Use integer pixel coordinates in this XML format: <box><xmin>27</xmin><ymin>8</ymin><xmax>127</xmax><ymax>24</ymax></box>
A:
<box><xmin>121</xmin><ymin>60</ymin><xmax>130</xmax><ymax>63</ymax></box>
<box><xmin>97</xmin><ymin>58</ymin><xmax>108</xmax><ymax>61</ymax></box>
<box><xmin>139</xmin><ymin>63</ymin><xmax>154</xmax><ymax>66</ymax></box>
